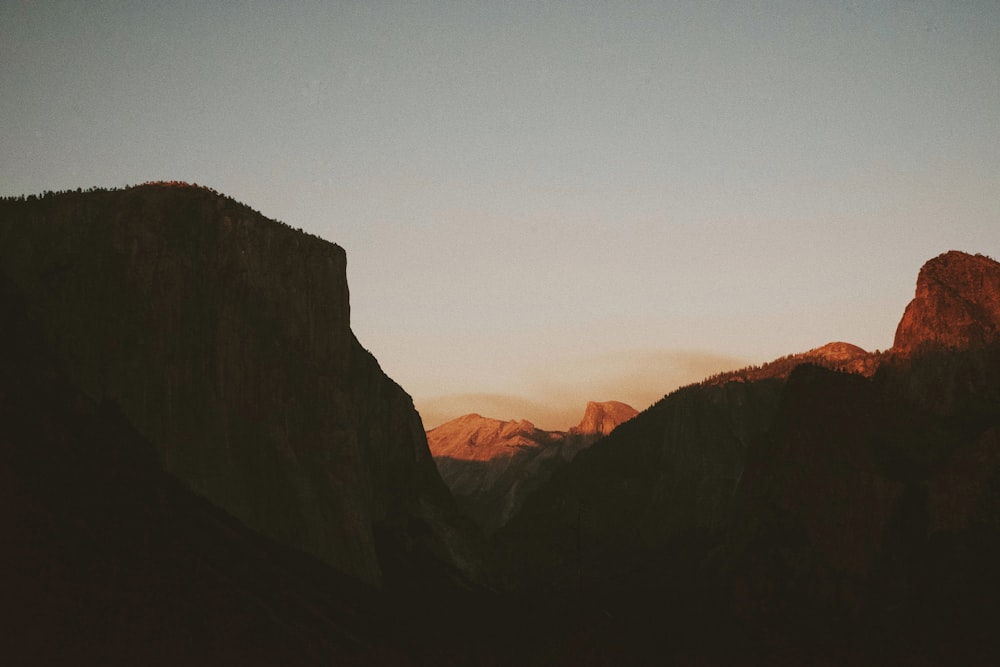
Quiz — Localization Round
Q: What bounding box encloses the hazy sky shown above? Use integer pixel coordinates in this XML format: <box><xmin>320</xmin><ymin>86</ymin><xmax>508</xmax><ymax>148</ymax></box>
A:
<box><xmin>3</xmin><ymin>1</ymin><xmax>999</xmax><ymax>429</ymax></box>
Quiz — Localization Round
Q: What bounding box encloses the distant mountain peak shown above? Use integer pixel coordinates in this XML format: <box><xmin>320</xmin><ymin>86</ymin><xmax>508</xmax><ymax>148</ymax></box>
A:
<box><xmin>570</xmin><ymin>400</ymin><xmax>639</xmax><ymax>437</ymax></box>
<box><xmin>700</xmin><ymin>341</ymin><xmax>875</xmax><ymax>387</ymax></box>
<box><xmin>427</xmin><ymin>401</ymin><xmax>637</xmax><ymax>533</ymax></box>
<box><xmin>805</xmin><ymin>341</ymin><xmax>870</xmax><ymax>363</ymax></box>
<box><xmin>893</xmin><ymin>251</ymin><xmax>1000</xmax><ymax>356</ymax></box>
<box><xmin>426</xmin><ymin>414</ymin><xmax>553</xmax><ymax>463</ymax></box>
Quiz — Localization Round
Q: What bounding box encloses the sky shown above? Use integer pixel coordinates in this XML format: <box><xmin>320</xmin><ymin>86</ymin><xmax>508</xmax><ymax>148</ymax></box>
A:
<box><xmin>2</xmin><ymin>1</ymin><xmax>999</xmax><ymax>430</ymax></box>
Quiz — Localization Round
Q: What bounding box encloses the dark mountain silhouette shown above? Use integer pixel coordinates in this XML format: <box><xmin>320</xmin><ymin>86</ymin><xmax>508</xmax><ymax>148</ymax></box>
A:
<box><xmin>428</xmin><ymin>401</ymin><xmax>637</xmax><ymax>533</ymax></box>
<box><xmin>4</xmin><ymin>185</ymin><xmax>999</xmax><ymax>663</ymax></box>
<box><xmin>0</xmin><ymin>184</ymin><xmax>485</xmax><ymax>590</ymax></box>
<box><xmin>497</xmin><ymin>250</ymin><xmax>1000</xmax><ymax>661</ymax></box>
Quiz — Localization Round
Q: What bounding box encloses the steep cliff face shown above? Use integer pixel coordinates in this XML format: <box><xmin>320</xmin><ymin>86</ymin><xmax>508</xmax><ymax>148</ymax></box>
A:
<box><xmin>0</xmin><ymin>273</ymin><xmax>411</xmax><ymax>665</ymax></box>
<box><xmin>0</xmin><ymin>185</ymin><xmax>475</xmax><ymax>587</ymax></box>
<box><xmin>429</xmin><ymin>402</ymin><xmax>637</xmax><ymax>533</ymax></box>
<box><xmin>562</xmin><ymin>400</ymin><xmax>639</xmax><ymax>459</ymax></box>
<box><xmin>570</xmin><ymin>401</ymin><xmax>639</xmax><ymax>439</ymax></box>
<box><xmin>893</xmin><ymin>251</ymin><xmax>1000</xmax><ymax>357</ymax></box>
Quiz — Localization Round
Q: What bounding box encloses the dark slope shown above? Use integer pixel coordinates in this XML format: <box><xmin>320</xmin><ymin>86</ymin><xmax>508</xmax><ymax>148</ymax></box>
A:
<box><xmin>0</xmin><ymin>274</ymin><xmax>412</xmax><ymax>666</ymax></box>
<box><xmin>0</xmin><ymin>185</ymin><xmax>484</xmax><ymax>588</ymax></box>
<box><xmin>721</xmin><ymin>348</ymin><xmax>1000</xmax><ymax>661</ymax></box>
<box><xmin>499</xmin><ymin>342</ymin><xmax>874</xmax><ymax>592</ymax></box>
<box><xmin>494</xmin><ymin>252</ymin><xmax>1000</xmax><ymax>662</ymax></box>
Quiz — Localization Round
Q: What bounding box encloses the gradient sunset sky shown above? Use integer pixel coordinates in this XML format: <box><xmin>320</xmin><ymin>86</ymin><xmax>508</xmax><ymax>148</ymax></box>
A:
<box><xmin>3</xmin><ymin>2</ymin><xmax>999</xmax><ymax>429</ymax></box>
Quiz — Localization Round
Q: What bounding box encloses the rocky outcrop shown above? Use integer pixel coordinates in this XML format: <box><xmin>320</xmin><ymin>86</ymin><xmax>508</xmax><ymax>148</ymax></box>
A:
<box><xmin>563</xmin><ymin>400</ymin><xmax>639</xmax><ymax>459</ymax></box>
<box><xmin>429</xmin><ymin>402</ymin><xmax>636</xmax><ymax>533</ymax></box>
<box><xmin>893</xmin><ymin>251</ymin><xmax>1000</xmax><ymax>356</ymax></box>
<box><xmin>0</xmin><ymin>184</ymin><xmax>480</xmax><ymax>588</ymax></box>
<box><xmin>570</xmin><ymin>401</ymin><xmax>639</xmax><ymax>439</ymax></box>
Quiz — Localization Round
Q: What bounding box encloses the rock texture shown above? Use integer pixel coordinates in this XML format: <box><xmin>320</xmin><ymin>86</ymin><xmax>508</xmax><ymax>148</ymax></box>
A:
<box><xmin>571</xmin><ymin>400</ymin><xmax>639</xmax><ymax>439</ymax></box>
<box><xmin>0</xmin><ymin>184</ymin><xmax>480</xmax><ymax>588</ymax></box>
<box><xmin>429</xmin><ymin>401</ymin><xmax>637</xmax><ymax>533</ymax></box>
<box><xmin>893</xmin><ymin>251</ymin><xmax>1000</xmax><ymax>356</ymax></box>
<box><xmin>564</xmin><ymin>400</ymin><xmax>640</xmax><ymax>458</ymax></box>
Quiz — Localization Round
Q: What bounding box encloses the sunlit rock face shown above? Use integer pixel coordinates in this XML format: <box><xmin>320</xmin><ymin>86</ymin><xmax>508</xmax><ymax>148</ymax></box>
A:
<box><xmin>0</xmin><ymin>184</ymin><xmax>479</xmax><ymax>588</ymax></box>
<box><xmin>428</xmin><ymin>401</ymin><xmax>636</xmax><ymax>533</ymax></box>
<box><xmin>893</xmin><ymin>251</ymin><xmax>1000</xmax><ymax>357</ymax></box>
<box><xmin>427</xmin><ymin>415</ymin><xmax>562</xmax><ymax>467</ymax></box>
<box><xmin>563</xmin><ymin>400</ymin><xmax>639</xmax><ymax>458</ymax></box>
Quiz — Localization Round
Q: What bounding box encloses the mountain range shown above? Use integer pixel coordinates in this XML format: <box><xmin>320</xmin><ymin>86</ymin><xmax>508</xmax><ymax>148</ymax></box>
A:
<box><xmin>2</xmin><ymin>185</ymin><xmax>998</xmax><ymax>664</ymax></box>
<box><xmin>428</xmin><ymin>401</ymin><xmax>637</xmax><ymax>533</ymax></box>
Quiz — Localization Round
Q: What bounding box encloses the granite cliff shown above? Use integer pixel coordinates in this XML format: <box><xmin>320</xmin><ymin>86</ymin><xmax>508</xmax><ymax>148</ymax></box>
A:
<box><xmin>429</xmin><ymin>401</ymin><xmax>637</xmax><ymax>533</ymax></box>
<box><xmin>893</xmin><ymin>251</ymin><xmax>1000</xmax><ymax>357</ymax></box>
<box><xmin>0</xmin><ymin>273</ymin><xmax>413</xmax><ymax>665</ymax></box>
<box><xmin>0</xmin><ymin>184</ymin><xmax>481</xmax><ymax>589</ymax></box>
